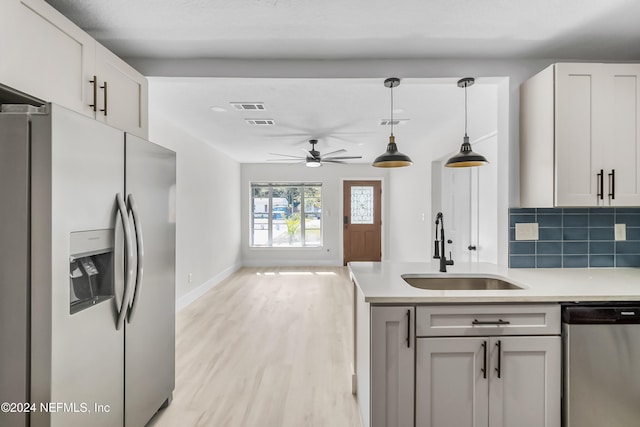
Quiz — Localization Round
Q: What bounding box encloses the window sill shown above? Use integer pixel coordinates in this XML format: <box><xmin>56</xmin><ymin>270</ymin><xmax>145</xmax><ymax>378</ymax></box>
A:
<box><xmin>249</xmin><ymin>245</ymin><xmax>324</xmax><ymax>250</ymax></box>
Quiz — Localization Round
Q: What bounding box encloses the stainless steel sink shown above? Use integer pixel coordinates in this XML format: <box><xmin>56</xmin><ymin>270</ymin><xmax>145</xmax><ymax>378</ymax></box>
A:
<box><xmin>401</xmin><ymin>274</ymin><xmax>523</xmax><ymax>290</ymax></box>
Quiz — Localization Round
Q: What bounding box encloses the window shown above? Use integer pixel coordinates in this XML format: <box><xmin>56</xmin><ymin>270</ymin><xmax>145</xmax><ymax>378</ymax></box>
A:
<box><xmin>251</xmin><ymin>183</ymin><xmax>322</xmax><ymax>247</ymax></box>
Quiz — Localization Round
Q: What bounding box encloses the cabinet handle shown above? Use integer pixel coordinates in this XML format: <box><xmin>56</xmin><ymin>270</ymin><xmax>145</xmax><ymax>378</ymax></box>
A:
<box><xmin>495</xmin><ymin>340</ymin><xmax>502</xmax><ymax>379</ymax></box>
<box><xmin>406</xmin><ymin>309</ymin><xmax>411</xmax><ymax>348</ymax></box>
<box><xmin>481</xmin><ymin>341</ymin><xmax>487</xmax><ymax>379</ymax></box>
<box><xmin>608</xmin><ymin>169</ymin><xmax>615</xmax><ymax>200</ymax></box>
<box><xmin>100</xmin><ymin>81</ymin><xmax>108</xmax><ymax>116</ymax></box>
<box><xmin>597</xmin><ymin>169</ymin><xmax>604</xmax><ymax>200</ymax></box>
<box><xmin>472</xmin><ymin>319</ymin><xmax>511</xmax><ymax>326</ymax></box>
<box><xmin>89</xmin><ymin>76</ymin><xmax>97</xmax><ymax>112</ymax></box>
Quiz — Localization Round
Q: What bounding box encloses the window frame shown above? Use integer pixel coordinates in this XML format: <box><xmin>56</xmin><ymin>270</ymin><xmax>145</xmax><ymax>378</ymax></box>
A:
<box><xmin>250</xmin><ymin>182</ymin><xmax>323</xmax><ymax>248</ymax></box>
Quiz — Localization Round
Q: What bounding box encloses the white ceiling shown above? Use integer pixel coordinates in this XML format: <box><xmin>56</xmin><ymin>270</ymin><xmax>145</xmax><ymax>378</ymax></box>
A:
<box><xmin>43</xmin><ymin>0</ymin><xmax>640</xmax><ymax>164</ymax></box>
<box><xmin>45</xmin><ymin>0</ymin><xmax>640</xmax><ymax>60</ymax></box>
<box><xmin>149</xmin><ymin>77</ymin><xmax>499</xmax><ymax>163</ymax></box>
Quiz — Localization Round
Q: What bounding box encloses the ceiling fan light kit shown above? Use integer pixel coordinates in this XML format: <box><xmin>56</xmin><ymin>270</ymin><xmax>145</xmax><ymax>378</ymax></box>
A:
<box><xmin>269</xmin><ymin>139</ymin><xmax>363</xmax><ymax>167</ymax></box>
<box><xmin>373</xmin><ymin>77</ymin><xmax>413</xmax><ymax>168</ymax></box>
<box><xmin>445</xmin><ymin>77</ymin><xmax>489</xmax><ymax>168</ymax></box>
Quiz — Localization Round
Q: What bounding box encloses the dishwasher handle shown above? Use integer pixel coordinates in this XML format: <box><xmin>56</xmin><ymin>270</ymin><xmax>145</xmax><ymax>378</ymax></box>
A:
<box><xmin>562</xmin><ymin>305</ymin><xmax>640</xmax><ymax>324</ymax></box>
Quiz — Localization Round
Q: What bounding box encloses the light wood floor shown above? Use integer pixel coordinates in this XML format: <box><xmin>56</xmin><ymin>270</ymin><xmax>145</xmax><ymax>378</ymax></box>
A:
<box><xmin>147</xmin><ymin>266</ymin><xmax>362</xmax><ymax>427</ymax></box>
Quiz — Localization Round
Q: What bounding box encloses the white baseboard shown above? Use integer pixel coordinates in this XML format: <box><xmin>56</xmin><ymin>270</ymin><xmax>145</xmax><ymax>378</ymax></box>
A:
<box><xmin>176</xmin><ymin>263</ymin><xmax>242</xmax><ymax>312</ymax></box>
<box><xmin>241</xmin><ymin>259</ymin><xmax>343</xmax><ymax>267</ymax></box>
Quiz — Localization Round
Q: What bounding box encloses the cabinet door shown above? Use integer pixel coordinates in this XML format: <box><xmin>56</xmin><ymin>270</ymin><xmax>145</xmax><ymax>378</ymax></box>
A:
<box><xmin>416</xmin><ymin>337</ymin><xmax>488</xmax><ymax>427</ymax></box>
<box><xmin>371</xmin><ymin>306</ymin><xmax>414</xmax><ymax>427</ymax></box>
<box><xmin>555</xmin><ymin>63</ymin><xmax>605</xmax><ymax>206</ymax></box>
<box><xmin>95</xmin><ymin>43</ymin><xmax>149</xmax><ymax>138</ymax></box>
<box><xmin>488</xmin><ymin>336</ymin><xmax>561</xmax><ymax>427</ymax></box>
<box><xmin>0</xmin><ymin>0</ymin><xmax>95</xmax><ymax>116</ymax></box>
<box><xmin>603</xmin><ymin>64</ymin><xmax>640</xmax><ymax>206</ymax></box>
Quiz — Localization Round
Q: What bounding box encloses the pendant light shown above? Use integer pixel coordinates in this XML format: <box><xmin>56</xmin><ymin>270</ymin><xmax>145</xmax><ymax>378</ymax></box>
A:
<box><xmin>372</xmin><ymin>77</ymin><xmax>413</xmax><ymax>168</ymax></box>
<box><xmin>445</xmin><ymin>77</ymin><xmax>488</xmax><ymax>168</ymax></box>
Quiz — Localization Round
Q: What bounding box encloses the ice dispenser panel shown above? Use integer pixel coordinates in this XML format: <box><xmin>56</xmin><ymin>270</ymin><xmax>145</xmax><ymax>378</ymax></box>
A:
<box><xmin>69</xmin><ymin>230</ymin><xmax>114</xmax><ymax>314</ymax></box>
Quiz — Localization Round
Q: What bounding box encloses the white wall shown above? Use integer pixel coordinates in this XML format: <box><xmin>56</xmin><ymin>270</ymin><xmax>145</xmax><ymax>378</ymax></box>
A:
<box><xmin>134</xmin><ymin>58</ymin><xmax>555</xmax><ymax>266</ymax></box>
<box><xmin>133</xmin><ymin>57</ymin><xmax>558</xmax><ymax>204</ymax></box>
<box><xmin>241</xmin><ymin>163</ymin><xmax>388</xmax><ymax>266</ymax></box>
<box><xmin>148</xmin><ymin>110</ymin><xmax>242</xmax><ymax>302</ymax></box>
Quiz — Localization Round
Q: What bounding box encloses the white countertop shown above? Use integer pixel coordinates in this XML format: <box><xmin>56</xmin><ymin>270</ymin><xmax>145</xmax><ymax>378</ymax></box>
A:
<box><xmin>348</xmin><ymin>261</ymin><xmax>640</xmax><ymax>303</ymax></box>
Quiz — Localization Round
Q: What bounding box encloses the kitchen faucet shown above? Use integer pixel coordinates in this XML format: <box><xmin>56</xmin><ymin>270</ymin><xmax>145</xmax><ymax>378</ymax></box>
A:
<box><xmin>433</xmin><ymin>212</ymin><xmax>454</xmax><ymax>272</ymax></box>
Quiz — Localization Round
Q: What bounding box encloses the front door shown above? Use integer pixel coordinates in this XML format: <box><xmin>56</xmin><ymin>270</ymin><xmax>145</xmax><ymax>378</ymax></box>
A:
<box><xmin>343</xmin><ymin>180</ymin><xmax>382</xmax><ymax>265</ymax></box>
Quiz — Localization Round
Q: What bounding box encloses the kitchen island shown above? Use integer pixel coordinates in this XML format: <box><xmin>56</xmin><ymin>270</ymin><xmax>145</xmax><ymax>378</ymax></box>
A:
<box><xmin>348</xmin><ymin>261</ymin><xmax>640</xmax><ymax>427</ymax></box>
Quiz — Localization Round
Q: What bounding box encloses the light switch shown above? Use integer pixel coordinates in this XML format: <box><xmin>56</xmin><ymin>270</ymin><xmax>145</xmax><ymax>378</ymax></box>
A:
<box><xmin>615</xmin><ymin>224</ymin><xmax>626</xmax><ymax>241</ymax></box>
<box><xmin>515</xmin><ymin>223</ymin><xmax>539</xmax><ymax>241</ymax></box>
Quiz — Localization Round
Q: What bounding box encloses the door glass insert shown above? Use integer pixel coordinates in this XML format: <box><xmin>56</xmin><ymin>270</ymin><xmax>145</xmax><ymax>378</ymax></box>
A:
<box><xmin>351</xmin><ymin>186</ymin><xmax>374</xmax><ymax>224</ymax></box>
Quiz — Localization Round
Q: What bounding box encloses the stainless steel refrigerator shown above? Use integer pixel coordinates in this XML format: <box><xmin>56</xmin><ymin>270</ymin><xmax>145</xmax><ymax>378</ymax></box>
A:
<box><xmin>0</xmin><ymin>103</ymin><xmax>176</xmax><ymax>427</ymax></box>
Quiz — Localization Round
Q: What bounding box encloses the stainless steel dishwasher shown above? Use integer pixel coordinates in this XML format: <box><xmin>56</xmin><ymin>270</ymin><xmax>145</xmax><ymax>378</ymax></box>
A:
<box><xmin>562</xmin><ymin>303</ymin><xmax>640</xmax><ymax>427</ymax></box>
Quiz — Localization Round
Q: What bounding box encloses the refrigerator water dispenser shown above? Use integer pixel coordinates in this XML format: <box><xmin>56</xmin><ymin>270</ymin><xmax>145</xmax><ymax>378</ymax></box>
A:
<box><xmin>69</xmin><ymin>229</ymin><xmax>115</xmax><ymax>314</ymax></box>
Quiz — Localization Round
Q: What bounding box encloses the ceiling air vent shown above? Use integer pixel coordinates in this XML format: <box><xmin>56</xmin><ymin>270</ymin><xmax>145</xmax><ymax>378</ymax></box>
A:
<box><xmin>231</xmin><ymin>102</ymin><xmax>265</xmax><ymax>111</ymax></box>
<box><xmin>245</xmin><ymin>119</ymin><xmax>276</xmax><ymax>126</ymax></box>
<box><xmin>379</xmin><ymin>119</ymin><xmax>410</xmax><ymax>126</ymax></box>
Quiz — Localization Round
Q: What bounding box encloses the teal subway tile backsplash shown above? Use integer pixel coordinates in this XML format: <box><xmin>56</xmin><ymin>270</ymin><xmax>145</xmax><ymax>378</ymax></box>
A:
<box><xmin>509</xmin><ymin>207</ymin><xmax>640</xmax><ymax>268</ymax></box>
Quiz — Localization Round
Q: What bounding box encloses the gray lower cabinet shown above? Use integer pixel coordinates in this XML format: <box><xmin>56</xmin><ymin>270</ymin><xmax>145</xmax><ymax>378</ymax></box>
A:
<box><xmin>371</xmin><ymin>306</ymin><xmax>415</xmax><ymax>427</ymax></box>
<box><xmin>414</xmin><ymin>304</ymin><xmax>561</xmax><ymax>427</ymax></box>
<box><xmin>416</xmin><ymin>336</ymin><xmax>561</xmax><ymax>427</ymax></box>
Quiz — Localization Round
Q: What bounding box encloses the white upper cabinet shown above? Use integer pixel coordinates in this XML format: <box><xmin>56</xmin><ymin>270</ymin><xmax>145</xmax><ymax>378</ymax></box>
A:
<box><xmin>0</xmin><ymin>0</ymin><xmax>95</xmax><ymax>115</ymax></box>
<box><xmin>94</xmin><ymin>43</ymin><xmax>148</xmax><ymax>138</ymax></box>
<box><xmin>520</xmin><ymin>63</ymin><xmax>640</xmax><ymax>207</ymax></box>
<box><xmin>0</xmin><ymin>0</ymin><xmax>148</xmax><ymax>138</ymax></box>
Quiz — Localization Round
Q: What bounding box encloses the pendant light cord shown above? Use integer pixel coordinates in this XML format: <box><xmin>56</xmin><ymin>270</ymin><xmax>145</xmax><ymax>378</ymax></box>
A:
<box><xmin>390</xmin><ymin>83</ymin><xmax>394</xmax><ymax>137</ymax></box>
<box><xmin>464</xmin><ymin>82</ymin><xmax>468</xmax><ymax>137</ymax></box>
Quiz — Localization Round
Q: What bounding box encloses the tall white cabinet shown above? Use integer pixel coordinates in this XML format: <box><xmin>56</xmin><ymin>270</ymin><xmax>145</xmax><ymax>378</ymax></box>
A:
<box><xmin>370</xmin><ymin>306</ymin><xmax>415</xmax><ymax>427</ymax></box>
<box><xmin>0</xmin><ymin>0</ymin><xmax>148</xmax><ymax>138</ymax></box>
<box><xmin>520</xmin><ymin>63</ymin><xmax>640</xmax><ymax>207</ymax></box>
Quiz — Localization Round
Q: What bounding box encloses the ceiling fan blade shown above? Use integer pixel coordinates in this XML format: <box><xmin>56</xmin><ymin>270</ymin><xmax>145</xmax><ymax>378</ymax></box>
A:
<box><xmin>301</xmin><ymin>149</ymin><xmax>314</xmax><ymax>156</ymax></box>
<box><xmin>320</xmin><ymin>148</ymin><xmax>347</xmax><ymax>157</ymax></box>
<box><xmin>267</xmin><ymin>158</ymin><xmax>305</xmax><ymax>162</ymax></box>
<box><xmin>321</xmin><ymin>159</ymin><xmax>348</xmax><ymax>164</ymax></box>
<box><xmin>268</xmin><ymin>152</ymin><xmax>306</xmax><ymax>159</ymax></box>
<box><xmin>322</xmin><ymin>155</ymin><xmax>363</xmax><ymax>160</ymax></box>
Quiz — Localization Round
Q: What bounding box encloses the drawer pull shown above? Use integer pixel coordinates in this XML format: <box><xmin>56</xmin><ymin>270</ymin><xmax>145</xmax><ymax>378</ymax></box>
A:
<box><xmin>472</xmin><ymin>319</ymin><xmax>511</xmax><ymax>326</ymax></box>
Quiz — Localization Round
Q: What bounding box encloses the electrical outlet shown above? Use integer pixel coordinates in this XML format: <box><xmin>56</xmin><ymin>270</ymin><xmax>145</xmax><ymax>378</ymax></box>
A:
<box><xmin>515</xmin><ymin>223</ymin><xmax>539</xmax><ymax>241</ymax></box>
<box><xmin>615</xmin><ymin>224</ymin><xmax>626</xmax><ymax>241</ymax></box>
<box><xmin>188</xmin><ymin>273</ymin><xmax>193</xmax><ymax>284</ymax></box>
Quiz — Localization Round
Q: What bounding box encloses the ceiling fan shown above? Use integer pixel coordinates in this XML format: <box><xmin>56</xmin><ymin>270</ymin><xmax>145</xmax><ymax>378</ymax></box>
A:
<box><xmin>268</xmin><ymin>139</ymin><xmax>363</xmax><ymax>167</ymax></box>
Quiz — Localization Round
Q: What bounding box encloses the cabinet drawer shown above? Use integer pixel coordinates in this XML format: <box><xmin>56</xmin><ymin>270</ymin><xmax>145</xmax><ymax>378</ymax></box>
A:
<box><xmin>416</xmin><ymin>304</ymin><xmax>561</xmax><ymax>337</ymax></box>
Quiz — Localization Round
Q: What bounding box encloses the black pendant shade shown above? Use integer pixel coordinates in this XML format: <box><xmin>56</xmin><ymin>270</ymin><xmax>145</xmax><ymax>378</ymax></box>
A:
<box><xmin>445</xmin><ymin>135</ymin><xmax>488</xmax><ymax>168</ymax></box>
<box><xmin>445</xmin><ymin>77</ymin><xmax>488</xmax><ymax>168</ymax></box>
<box><xmin>373</xmin><ymin>77</ymin><xmax>412</xmax><ymax>168</ymax></box>
<box><xmin>372</xmin><ymin>135</ymin><xmax>413</xmax><ymax>167</ymax></box>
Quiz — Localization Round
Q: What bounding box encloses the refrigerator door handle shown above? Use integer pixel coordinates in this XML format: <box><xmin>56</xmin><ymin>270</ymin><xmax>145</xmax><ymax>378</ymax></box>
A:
<box><xmin>127</xmin><ymin>194</ymin><xmax>144</xmax><ymax>323</ymax></box>
<box><xmin>116</xmin><ymin>193</ymin><xmax>135</xmax><ymax>331</ymax></box>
